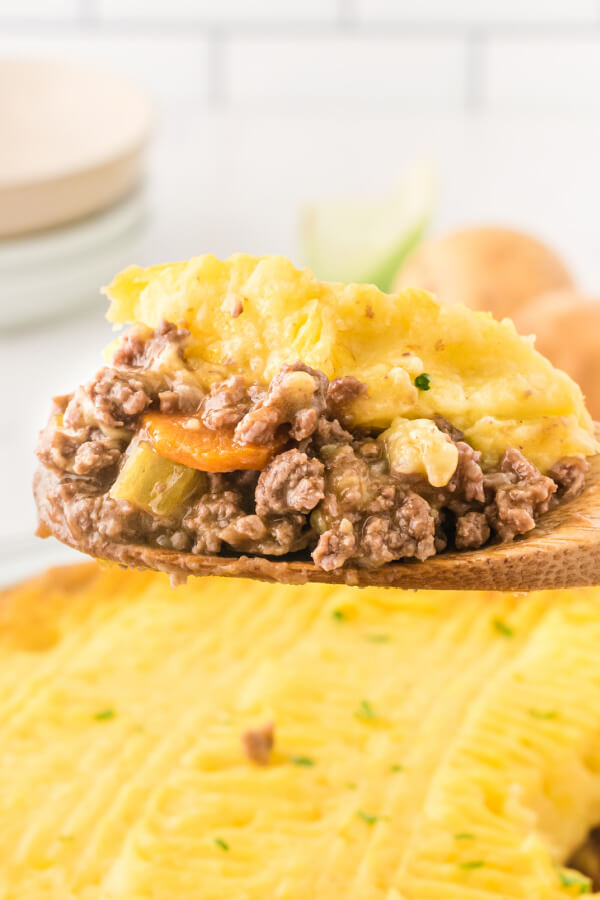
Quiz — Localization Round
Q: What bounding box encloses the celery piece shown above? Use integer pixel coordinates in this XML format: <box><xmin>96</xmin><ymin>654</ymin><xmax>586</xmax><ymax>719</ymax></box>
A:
<box><xmin>110</xmin><ymin>441</ymin><xmax>204</xmax><ymax>517</ymax></box>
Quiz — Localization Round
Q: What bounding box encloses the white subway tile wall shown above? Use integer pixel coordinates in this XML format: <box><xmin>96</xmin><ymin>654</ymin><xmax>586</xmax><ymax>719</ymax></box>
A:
<box><xmin>0</xmin><ymin>0</ymin><xmax>79</xmax><ymax>17</ymax></box>
<box><xmin>227</xmin><ymin>36</ymin><xmax>467</xmax><ymax>106</ymax></box>
<box><xmin>486</xmin><ymin>37</ymin><xmax>600</xmax><ymax>110</ymax></box>
<box><xmin>96</xmin><ymin>0</ymin><xmax>339</xmax><ymax>23</ymax></box>
<box><xmin>356</xmin><ymin>0</ymin><xmax>600</xmax><ymax>26</ymax></box>
<box><xmin>0</xmin><ymin>0</ymin><xmax>599</xmax><ymax>110</ymax></box>
<box><xmin>0</xmin><ymin>33</ymin><xmax>209</xmax><ymax>104</ymax></box>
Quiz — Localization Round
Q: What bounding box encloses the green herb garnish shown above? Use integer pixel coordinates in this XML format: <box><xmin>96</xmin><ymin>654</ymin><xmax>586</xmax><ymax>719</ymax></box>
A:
<box><xmin>291</xmin><ymin>755</ymin><xmax>315</xmax><ymax>767</ymax></box>
<box><xmin>558</xmin><ymin>868</ymin><xmax>592</xmax><ymax>893</ymax></box>
<box><xmin>332</xmin><ymin>609</ymin><xmax>346</xmax><ymax>622</ymax></box>
<box><xmin>459</xmin><ymin>860</ymin><xmax>485</xmax><ymax>870</ymax></box>
<box><xmin>357</xmin><ymin>810</ymin><xmax>388</xmax><ymax>825</ymax></box>
<box><xmin>414</xmin><ymin>373</ymin><xmax>431</xmax><ymax>391</ymax></box>
<box><xmin>529</xmin><ymin>709</ymin><xmax>558</xmax><ymax>720</ymax></box>
<box><xmin>355</xmin><ymin>699</ymin><xmax>377</xmax><ymax>722</ymax></box>
<box><xmin>346</xmin><ymin>781</ymin><xmax>358</xmax><ymax>789</ymax></box>
<box><xmin>93</xmin><ymin>708</ymin><xmax>115</xmax><ymax>721</ymax></box>
<box><xmin>390</xmin><ymin>764</ymin><xmax>405</xmax><ymax>772</ymax></box>
<box><xmin>366</xmin><ymin>634</ymin><xmax>390</xmax><ymax>643</ymax></box>
<box><xmin>454</xmin><ymin>832</ymin><xmax>475</xmax><ymax>840</ymax></box>
<box><xmin>214</xmin><ymin>837</ymin><xmax>230</xmax><ymax>852</ymax></box>
<box><xmin>492</xmin><ymin>618</ymin><xmax>514</xmax><ymax>638</ymax></box>
<box><xmin>59</xmin><ymin>834</ymin><xmax>74</xmax><ymax>842</ymax></box>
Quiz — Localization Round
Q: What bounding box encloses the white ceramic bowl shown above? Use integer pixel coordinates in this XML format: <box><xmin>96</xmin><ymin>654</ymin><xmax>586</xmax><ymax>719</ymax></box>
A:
<box><xmin>0</xmin><ymin>187</ymin><xmax>148</xmax><ymax>329</ymax></box>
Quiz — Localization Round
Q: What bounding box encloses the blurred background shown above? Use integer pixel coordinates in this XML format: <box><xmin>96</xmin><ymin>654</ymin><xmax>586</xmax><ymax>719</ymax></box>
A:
<box><xmin>1</xmin><ymin>0</ymin><xmax>599</xmax><ymax>582</ymax></box>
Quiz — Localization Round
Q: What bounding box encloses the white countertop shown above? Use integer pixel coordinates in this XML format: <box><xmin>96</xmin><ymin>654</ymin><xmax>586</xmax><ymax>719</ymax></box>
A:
<box><xmin>2</xmin><ymin>108</ymin><xmax>600</xmax><ymax>580</ymax></box>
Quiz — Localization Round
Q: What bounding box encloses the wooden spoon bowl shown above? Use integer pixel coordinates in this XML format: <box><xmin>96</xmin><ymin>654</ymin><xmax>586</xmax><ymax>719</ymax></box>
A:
<box><xmin>35</xmin><ymin>431</ymin><xmax>600</xmax><ymax>592</ymax></box>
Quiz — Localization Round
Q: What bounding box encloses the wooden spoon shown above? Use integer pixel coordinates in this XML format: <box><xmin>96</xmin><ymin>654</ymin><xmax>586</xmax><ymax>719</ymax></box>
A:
<box><xmin>34</xmin><ymin>434</ymin><xmax>600</xmax><ymax>592</ymax></box>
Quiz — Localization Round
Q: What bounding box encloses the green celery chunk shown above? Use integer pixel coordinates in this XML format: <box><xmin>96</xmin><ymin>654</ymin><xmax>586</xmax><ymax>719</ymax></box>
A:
<box><xmin>110</xmin><ymin>441</ymin><xmax>204</xmax><ymax>517</ymax></box>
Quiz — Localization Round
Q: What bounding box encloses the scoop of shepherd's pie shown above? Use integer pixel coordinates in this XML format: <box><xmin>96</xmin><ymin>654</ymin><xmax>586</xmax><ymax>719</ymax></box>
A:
<box><xmin>34</xmin><ymin>255</ymin><xmax>597</xmax><ymax>573</ymax></box>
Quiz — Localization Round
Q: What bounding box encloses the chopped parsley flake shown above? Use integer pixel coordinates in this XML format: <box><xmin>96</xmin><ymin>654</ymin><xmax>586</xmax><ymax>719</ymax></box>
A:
<box><xmin>390</xmin><ymin>764</ymin><xmax>405</xmax><ymax>772</ymax></box>
<box><xmin>93</xmin><ymin>708</ymin><xmax>115</xmax><ymax>721</ymax></box>
<box><xmin>366</xmin><ymin>634</ymin><xmax>390</xmax><ymax>643</ymax></box>
<box><xmin>414</xmin><ymin>373</ymin><xmax>431</xmax><ymax>391</ymax></box>
<box><xmin>346</xmin><ymin>781</ymin><xmax>358</xmax><ymax>790</ymax></box>
<box><xmin>355</xmin><ymin>699</ymin><xmax>377</xmax><ymax>722</ymax></box>
<box><xmin>459</xmin><ymin>860</ymin><xmax>485</xmax><ymax>870</ymax></box>
<box><xmin>59</xmin><ymin>834</ymin><xmax>74</xmax><ymax>842</ymax></box>
<box><xmin>454</xmin><ymin>832</ymin><xmax>475</xmax><ymax>840</ymax></box>
<box><xmin>214</xmin><ymin>838</ymin><xmax>230</xmax><ymax>852</ymax></box>
<box><xmin>357</xmin><ymin>810</ymin><xmax>389</xmax><ymax>825</ymax></box>
<box><xmin>332</xmin><ymin>609</ymin><xmax>346</xmax><ymax>622</ymax></box>
<box><xmin>529</xmin><ymin>708</ymin><xmax>558</xmax><ymax>720</ymax></box>
<box><xmin>558</xmin><ymin>868</ymin><xmax>592</xmax><ymax>893</ymax></box>
<box><xmin>291</xmin><ymin>755</ymin><xmax>315</xmax><ymax>767</ymax></box>
<box><xmin>492</xmin><ymin>618</ymin><xmax>514</xmax><ymax>638</ymax></box>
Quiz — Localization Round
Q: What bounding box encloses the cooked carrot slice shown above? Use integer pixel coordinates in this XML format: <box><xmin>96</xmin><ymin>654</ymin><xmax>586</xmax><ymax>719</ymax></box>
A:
<box><xmin>142</xmin><ymin>413</ymin><xmax>282</xmax><ymax>473</ymax></box>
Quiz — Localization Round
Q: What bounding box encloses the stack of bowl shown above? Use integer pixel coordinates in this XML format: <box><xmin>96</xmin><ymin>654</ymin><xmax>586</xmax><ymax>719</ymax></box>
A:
<box><xmin>0</xmin><ymin>59</ymin><xmax>151</xmax><ymax>328</ymax></box>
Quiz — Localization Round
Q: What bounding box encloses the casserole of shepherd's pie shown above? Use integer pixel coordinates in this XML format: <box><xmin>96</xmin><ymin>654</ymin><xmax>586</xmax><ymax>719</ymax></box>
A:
<box><xmin>2</xmin><ymin>563</ymin><xmax>600</xmax><ymax>898</ymax></box>
<box><xmin>35</xmin><ymin>255</ymin><xmax>597</xmax><ymax>576</ymax></box>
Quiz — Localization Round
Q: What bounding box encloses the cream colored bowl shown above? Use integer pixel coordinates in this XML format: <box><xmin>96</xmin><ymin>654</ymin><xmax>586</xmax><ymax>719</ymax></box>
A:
<box><xmin>0</xmin><ymin>59</ymin><xmax>151</xmax><ymax>238</ymax></box>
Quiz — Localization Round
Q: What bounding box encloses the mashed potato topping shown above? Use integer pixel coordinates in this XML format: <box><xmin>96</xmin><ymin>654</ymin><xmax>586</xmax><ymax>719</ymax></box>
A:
<box><xmin>4</xmin><ymin>564</ymin><xmax>600</xmax><ymax>898</ymax></box>
<box><xmin>106</xmin><ymin>254</ymin><xmax>597</xmax><ymax>472</ymax></box>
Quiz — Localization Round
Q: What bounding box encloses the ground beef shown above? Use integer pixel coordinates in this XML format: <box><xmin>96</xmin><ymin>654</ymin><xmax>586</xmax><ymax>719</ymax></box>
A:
<box><xmin>72</xmin><ymin>438</ymin><xmax>122</xmax><ymax>476</ymax></box>
<box><xmin>200</xmin><ymin>375</ymin><xmax>251</xmax><ymax>430</ymax></box>
<box><xmin>234</xmin><ymin>362</ymin><xmax>328</xmax><ymax>444</ymax></box>
<box><xmin>310</xmin><ymin>417</ymin><xmax>354</xmax><ymax>450</ymax></box>
<box><xmin>312</xmin><ymin>518</ymin><xmax>357</xmax><ymax>571</ymax></box>
<box><xmin>36</xmin><ymin>321</ymin><xmax>591</xmax><ymax>572</ymax></box>
<box><xmin>241</xmin><ymin>722</ymin><xmax>274</xmax><ymax>765</ymax></box>
<box><xmin>448</xmin><ymin>441</ymin><xmax>486</xmax><ymax>504</ymax></box>
<box><xmin>455</xmin><ymin>511</ymin><xmax>490</xmax><ymax>550</ymax></box>
<box><xmin>52</xmin><ymin>480</ymin><xmax>157</xmax><ymax>545</ymax></box>
<box><xmin>356</xmin><ymin>440</ymin><xmax>381</xmax><ymax>460</ymax></box>
<box><xmin>64</xmin><ymin>369</ymin><xmax>153</xmax><ymax>430</ymax></box>
<box><xmin>326</xmin><ymin>376</ymin><xmax>366</xmax><ymax>425</ymax></box>
<box><xmin>158</xmin><ymin>383</ymin><xmax>205</xmax><ymax>415</ymax></box>
<box><xmin>183</xmin><ymin>489</ymin><xmax>310</xmax><ymax>557</ymax></box>
<box><xmin>255</xmin><ymin>449</ymin><xmax>324</xmax><ymax>517</ymax></box>
<box><xmin>568</xmin><ymin>826</ymin><xmax>600</xmax><ymax>892</ymax></box>
<box><xmin>434</xmin><ymin>416</ymin><xmax>464</xmax><ymax>443</ymax></box>
<box><xmin>548</xmin><ymin>456</ymin><xmax>590</xmax><ymax>502</ymax></box>
<box><xmin>36</xmin><ymin>414</ymin><xmax>122</xmax><ymax>480</ymax></box>
<box><xmin>485</xmin><ymin>448</ymin><xmax>557</xmax><ymax>541</ymax></box>
<box><xmin>36</xmin><ymin>421</ymin><xmax>80</xmax><ymax>473</ymax></box>
<box><xmin>112</xmin><ymin>319</ymin><xmax>190</xmax><ymax>368</ymax></box>
<box><xmin>359</xmin><ymin>493</ymin><xmax>437</xmax><ymax>566</ymax></box>
<box><xmin>184</xmin><ymin>490</ymin><xmax>247</xmax><ymax>554</ymax></box>
<box><xmin>319</xmin><ymin>444</ymin><xmax>375</xmax><ymax>517</ymax></box>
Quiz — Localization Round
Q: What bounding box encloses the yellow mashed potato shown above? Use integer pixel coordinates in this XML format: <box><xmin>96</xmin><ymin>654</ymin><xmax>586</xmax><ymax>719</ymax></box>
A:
<box><xmin>105</xmin><ymin>254</ymin><xmax>597</xmax><ymax>471</ymax></box>
<box><xmin>2</xmin><ymin>563</ymin><xmax>600</xmax><ymax>898</ymax></box>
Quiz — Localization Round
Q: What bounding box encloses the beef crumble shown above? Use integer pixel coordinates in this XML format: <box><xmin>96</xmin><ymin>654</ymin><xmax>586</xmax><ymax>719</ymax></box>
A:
<box><xmin>241</xmin><ymin>722</ymin><xmax>275</xmax><ymax>766</ymax></box>
<box><xmin>36</xmin><ymin>320</ymin><xmax>590</xmax><ymax>572</ymax></box>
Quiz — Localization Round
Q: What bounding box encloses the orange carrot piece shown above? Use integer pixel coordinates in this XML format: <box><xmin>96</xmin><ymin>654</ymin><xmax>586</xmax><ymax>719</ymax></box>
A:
<box><xmin>142</xmin><ymin>413</ymin><xmax>281</xmax><ymax>473</ymax></box>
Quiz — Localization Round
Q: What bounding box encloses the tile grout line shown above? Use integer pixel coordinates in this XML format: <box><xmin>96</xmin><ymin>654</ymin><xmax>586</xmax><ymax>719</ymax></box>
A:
<box><xmin>465</xmin><ymin>27</ymin><xmax>485</xmax><ymax>114</ymax></box>
<box><xmin>78</xmin><ymin>0</ymin><xmax>96</xmax><ymax>27</ymax></box>
<box><xmin>2</xmin><ymin>18</ymin><xmax>600</xmax><ymax>38</ymax></box>
<box><xmin>338</xmin><ymin>0</ymin><xmax>357</xmax><ymax>29</ymax></box>
<box><xmin>207</xmin><ymin>28</ymin><xmax>227</xmax><ymax>109</ymax></box>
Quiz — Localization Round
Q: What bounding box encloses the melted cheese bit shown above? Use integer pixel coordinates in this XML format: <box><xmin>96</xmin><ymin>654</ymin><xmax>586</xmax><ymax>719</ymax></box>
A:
<box><xmin>380</xmin><ymin>417</ymin><xmax>459</xmax><ymax>487</ymax></box>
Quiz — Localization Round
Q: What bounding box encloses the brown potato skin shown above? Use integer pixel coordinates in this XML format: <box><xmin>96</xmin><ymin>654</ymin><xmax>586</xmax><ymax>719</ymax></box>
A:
<box><xmin>512</xmin><ymin>290</ymin><xmax>600</xmax><ymax>420</ymax></box>
<box><xmin>393</xmin><ymin>226</ymin><xmax>574</xmax><ymax>320</ymax></box>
